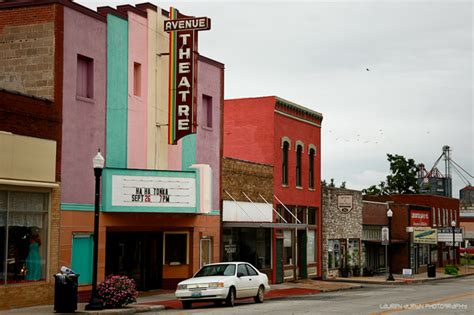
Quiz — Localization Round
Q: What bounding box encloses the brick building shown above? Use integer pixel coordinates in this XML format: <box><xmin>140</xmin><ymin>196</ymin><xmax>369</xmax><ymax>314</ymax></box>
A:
<box><xmin>224</xmin><ymin>96</ymin><xmax>323</xmax><ymax>282</ymax></box>
<box><xmin>460</xmin><ymin>186</ymin><xmax>474</xmax><ymax>246</ymax></box>
<box><xmin>221</xmin><ymin>158</ymin><xmax>274</xmax><ymax>279</ymax></box>
<box><xmin>364</xmin><ymin>194</ymin><xmax>460</xmax><ymax>274</ymax></box>
<box><xmin>322</xmin><ymin>187</ymin><xmax>363</xmax><ymax>279</ymax></box>
<box><xmin>0</xmin><ymin>89</ymin><xmax>61</xmax><ymax>309</ymax></box>
<box><xmin>1</xmin><ymin>0</ymin><xmax>224</xmax><ymax>308</ymax></box>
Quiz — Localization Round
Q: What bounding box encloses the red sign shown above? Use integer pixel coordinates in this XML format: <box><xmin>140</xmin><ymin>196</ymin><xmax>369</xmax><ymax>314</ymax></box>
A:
<box><xmin>165</xmin><ymin>8</ymin><xmax>210</xmax><ymax>145</ymax></box>
<box><xmin>410</xmin><ymin>209</ymin><xmax>430</xmax><ymax>227</ymax></box>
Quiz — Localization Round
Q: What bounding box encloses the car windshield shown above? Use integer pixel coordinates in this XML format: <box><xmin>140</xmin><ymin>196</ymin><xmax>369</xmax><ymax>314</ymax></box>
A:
<box><xmin>194</xmin><ymin>264</ymin><xmax>236</xmax><ymax>277</ymax></box>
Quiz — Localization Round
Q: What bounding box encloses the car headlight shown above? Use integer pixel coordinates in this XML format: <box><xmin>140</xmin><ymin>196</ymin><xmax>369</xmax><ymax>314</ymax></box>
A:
<box><xmin>177</xmin><ymin>284</ymin><xmax>187</xmax><ymax>290</ymax></box>
<box><xmin>208</xmin><ymin>282</ymin><xmax>224</xmax><ymax>288</ymax></box>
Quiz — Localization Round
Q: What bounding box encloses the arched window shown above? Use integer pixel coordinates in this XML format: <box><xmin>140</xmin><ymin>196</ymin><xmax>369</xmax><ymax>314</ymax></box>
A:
<box><xmin>282</xmin><ymin>141</ymin><xmax>289</xmax><ymax>185</ymax></box>
<box><xmin>296</xmin><ymin>144</ymin><xmax>302</xmax><ymax>187</ymax></box>
<box><xmin>309</xmin><ymin>148</ymin><xmax>315</xmax><ymax>189</ymax></box>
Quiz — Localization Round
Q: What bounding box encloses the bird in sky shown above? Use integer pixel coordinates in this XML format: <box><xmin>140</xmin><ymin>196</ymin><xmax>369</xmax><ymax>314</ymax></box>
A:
<box><xmin>366</xmin><ymin>68</ymin><xmax>370</xmax><ymax>71</ymax></box>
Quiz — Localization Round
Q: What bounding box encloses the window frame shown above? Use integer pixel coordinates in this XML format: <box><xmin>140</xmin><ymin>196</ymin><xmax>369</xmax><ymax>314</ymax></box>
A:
<box><xmin>133</xmin><ymin>62</ymin><xmax>141</xmax><ymax>97</ymax></box>
<box><xmin>296</xmin><ymin>144</ymin><xmax>302</xmax><ymax>187</ymax></box>
<box><xmin>163</xmin><ymin>231</ymin><xmax>189</xmax><ymax>265</ymax></box>
<box><xmin>309</xmin><ymin>148</ymin><xmax>315</xmax><ymax>189</ymax></box>
<box><xmin>76</xmin><ymin>54</ymin><xmax>94</xmax><ymax>100</ymax></box>
<box><xmin>202</xmin><ymin>94</ymin><xmax>213</xmax><ymax>129</ymax></box>
<box><xmin>282</xmin><ymin>141</ymin><xmax>289</xmax><ymax>186</ymax></box>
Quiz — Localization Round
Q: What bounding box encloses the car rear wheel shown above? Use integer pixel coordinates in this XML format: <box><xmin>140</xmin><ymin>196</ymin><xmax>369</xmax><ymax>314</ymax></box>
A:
<box><xmin>254</xmin><ymin>285</ymin><xmax>265</xmax><ymax>303</ymax></box>
<box><xmin>225</xmin><ymin>287</ymin><xmax>235</xmax><ymax>307</ymax></box>
<box><xmin>182</xmin><ymin>301</ymin><xmax>192</xmax><ymax>309</ymax></box>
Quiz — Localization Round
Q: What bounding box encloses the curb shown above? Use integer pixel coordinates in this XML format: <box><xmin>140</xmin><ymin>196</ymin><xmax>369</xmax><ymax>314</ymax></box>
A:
<box><xmin>325</xmin><ymin>272</ymin><xmax>474</xmax><ymax>285</ymax></box>
<box><xmin>77</xmin><ymin>304</ymin><xmax>165</xmax><ymax>314</ymax></box>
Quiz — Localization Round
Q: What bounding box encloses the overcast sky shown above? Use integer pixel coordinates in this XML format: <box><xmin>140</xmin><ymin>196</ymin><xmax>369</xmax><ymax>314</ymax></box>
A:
<box><xmin>81</xmin><ymin>0</ymin><xmax>473</xmax><ymax>197</ymax></box>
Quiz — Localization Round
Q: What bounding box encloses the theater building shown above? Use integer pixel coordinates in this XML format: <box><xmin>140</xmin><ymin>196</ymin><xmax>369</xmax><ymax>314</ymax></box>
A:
<box><xmin>0</xmin><ymin>2</ymin><xmax>224</xmax><ymax>307</ymax></box>
<box><xmin>224</xmin><ymin>96</ymin><xmax>323</xmax><ymax>283</ymax></box>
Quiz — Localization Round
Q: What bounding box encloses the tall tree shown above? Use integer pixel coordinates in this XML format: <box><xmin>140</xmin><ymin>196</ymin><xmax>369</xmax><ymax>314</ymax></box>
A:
<box><xmin>363</xmin><ymin>154</ymin><xmax>419</xmax><ymax>195</ymax></box>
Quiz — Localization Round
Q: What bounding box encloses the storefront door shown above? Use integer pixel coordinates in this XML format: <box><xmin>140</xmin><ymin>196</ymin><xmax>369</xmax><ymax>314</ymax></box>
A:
<box><xmin>275</xmin><ymin>238</ymin><xmax>283</xmax><ymax>283</ymax></box>
<box><xmin>297</xmin><ymin>230</ymin><xmax>307</xmax><ymax>279</ymax></box>
<box><xmin>105</xmin><ymin>232</ymin><xmax>163</xmax><ymax>291</ymax></box>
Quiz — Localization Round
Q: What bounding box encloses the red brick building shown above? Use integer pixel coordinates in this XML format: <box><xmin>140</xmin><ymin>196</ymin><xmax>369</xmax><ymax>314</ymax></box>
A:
<box><xmin>224</xmin><ymin>96</ymin><xmax>323</xmax><ymax>282</ymax></box>
<box><xmin>364</xmin><ymin>194</ymin><xmax>460</xmax><ymax>274</ymax></box>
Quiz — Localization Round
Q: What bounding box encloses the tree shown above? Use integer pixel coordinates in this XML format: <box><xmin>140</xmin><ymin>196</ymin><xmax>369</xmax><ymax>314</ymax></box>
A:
<box><xmin>363</xmin><ymin>154</ymin><xmax>419</xmax><ymax>195</ymax></box>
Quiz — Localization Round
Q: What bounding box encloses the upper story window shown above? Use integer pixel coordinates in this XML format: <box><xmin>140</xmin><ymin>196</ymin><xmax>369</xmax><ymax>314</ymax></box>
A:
<box><xmin>282</xmin><ymin>141</ymin><xmax>289</xmax><ymax>186</ymax></box>
<box><xmin>76</xmin><ymin>54</ymin><xmax>94</xmax><ymax>99</ymax></box>
<box><xmin>203</xmin><ymin>94</ymin><xmax>213</xmax><ymax>128</ymax></box>
<box><xmin>296</xmin><ymin>144</ymin><xmax>303</xmax><ymax>187</ymax></box>
<box><xmin>133</xmin><ymin>62</ymin><xmax>141</xmax><ymax>97</ymax></box>
<box><xmin>309</xmin><ymin>148</ymin><xmax>315</xmax><ymax>189</ymax></box>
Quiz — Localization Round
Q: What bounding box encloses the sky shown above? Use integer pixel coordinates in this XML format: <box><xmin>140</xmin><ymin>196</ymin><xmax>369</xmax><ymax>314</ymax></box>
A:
<box><xmin>80</xmin><ymin>0</ymin><xmax>473</xmax><ymax>197</ymax></box>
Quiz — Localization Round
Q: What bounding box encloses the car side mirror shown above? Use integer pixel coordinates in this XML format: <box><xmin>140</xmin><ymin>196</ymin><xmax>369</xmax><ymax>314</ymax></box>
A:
<box><xmin>237</xmin><ymin>272</ymin><xmax>244</xmax><ymax>278</ymax></box>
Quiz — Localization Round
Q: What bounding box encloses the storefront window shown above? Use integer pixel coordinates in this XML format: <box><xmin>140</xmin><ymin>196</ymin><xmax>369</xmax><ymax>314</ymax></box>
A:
<box><xmin>0</xmin><ymin>191</ymin><xmax>49</xmax><ymax>284</ymax></box>
<box><xmin>328</xmin><ymin>240</ymin><xmax>341</xmax><ymax>269</ymax></box>
<box><xmin>307</xmin><ymin>207</ymin><xmax>317</xmax><ymax>225</ymax></box>
<box><xmin>307</xmin><ymin>230</ymin><xmax>316</xmax><ymax>263</ymax></box>
<box><xmin>348</xmin><ymin>239</ymin><xmax>360</xmax><ymax>266</ymax></box>
<box><xmin>283</xmin><ymin>230</ymin><xmax>293</xmax><ymax>265</ymax></box>
<box><xmin>222</xmin><ymin>228</ymin><xmax>271</xmax><ymax>269</ymax></box>
<box><xmin>164</xmin><ymin>232</ymin><xmax>188</xmax><ymax>265</ymax></box>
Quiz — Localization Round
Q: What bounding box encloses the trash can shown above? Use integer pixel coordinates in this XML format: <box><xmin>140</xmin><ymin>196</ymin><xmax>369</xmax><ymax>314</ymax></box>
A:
<box><xmin>54</xmin><ymin>273</ymin><xmax>79</xmax><ymax>313</ymax></box>
<box><xmin>427</xmin><ymin>264</ymin><xmax>436</xmax><ymax>278</ymax></box>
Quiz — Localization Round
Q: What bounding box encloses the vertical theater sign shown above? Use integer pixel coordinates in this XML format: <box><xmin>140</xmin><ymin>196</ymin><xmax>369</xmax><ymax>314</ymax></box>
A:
<box><xmin>165</xmin><ymin>8</ymin><xmax>211</xmax><ymax>144</ymax></box>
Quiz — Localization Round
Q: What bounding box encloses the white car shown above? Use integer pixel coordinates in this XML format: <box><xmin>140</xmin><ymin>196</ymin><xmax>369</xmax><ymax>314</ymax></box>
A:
<box><xmin>175</xmin><ymin>262</ymin><xmax>270</xmax><ymax>309</ymax></box>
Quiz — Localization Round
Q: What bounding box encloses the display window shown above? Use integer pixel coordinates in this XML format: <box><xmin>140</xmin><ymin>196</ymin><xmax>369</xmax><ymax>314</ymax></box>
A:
<box><xmin>0</xmin><ymin>190</ymin><xmax>49</xmax><ymax>284</ymax></box>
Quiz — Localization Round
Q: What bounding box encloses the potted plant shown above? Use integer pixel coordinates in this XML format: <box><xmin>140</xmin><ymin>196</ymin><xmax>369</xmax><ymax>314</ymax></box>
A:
<box><xmin>340</xmin><ymin>264</ymin><xmax>352</xmax><ymax>277</ymax></box>
<box><xmin>352</xmin><ymin>265</ymin><xmax>361</xmax><ymax>276</ymax></box>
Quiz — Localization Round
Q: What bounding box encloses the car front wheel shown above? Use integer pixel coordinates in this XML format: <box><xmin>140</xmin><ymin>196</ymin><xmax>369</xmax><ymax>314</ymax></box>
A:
<box><xmin>254</xmin><ymin>285</ymin><xmax>265</xmax><ymax>303</ymax></box>
<box><xmin>182</xmin><ymin>301</ymin><xmax>192</xmax><ymax>309</ymax></box>
<box><xmin>225</xmin><ymin>287</ymin><xmax>235</xmax><ymax>307</ymax></box>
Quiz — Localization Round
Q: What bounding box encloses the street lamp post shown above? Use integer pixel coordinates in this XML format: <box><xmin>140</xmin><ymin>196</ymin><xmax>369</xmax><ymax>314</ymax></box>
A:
<box><xmin>387</xmin><ymin>209</ymin><xmax>395</xmax><ymax>281</ymax></box>
<box><xmin>85</xmin><ymin>150</ymin><xmax>105</xmax><ymax>311</ymax></box>
<box><xmin>451</xmin><ymin>220</ymin><xmax>456</xmax><ymax>265</ymax></box>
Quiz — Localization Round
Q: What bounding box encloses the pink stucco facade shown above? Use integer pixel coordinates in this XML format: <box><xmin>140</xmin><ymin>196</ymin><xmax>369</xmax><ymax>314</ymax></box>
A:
<box><xmin>127</xmin><ymin>12</ymin><xmax>148</xmax><ymax>169</ymax></box>
<box><xmin>196</xmin><ymin>57</ymin><xmax>224</xmax><ymax>211</ymax></box>
<box><xmin>61</xmin><ymin>6</ymin><xmax>106</xmax><ymax>204</ymax></box>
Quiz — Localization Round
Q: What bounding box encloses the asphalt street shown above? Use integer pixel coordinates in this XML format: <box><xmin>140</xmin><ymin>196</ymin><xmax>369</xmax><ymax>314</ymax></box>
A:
<box><xmin>154</xmin><ymin>276</ymin><xmax>474</xmax><ymax>315</ymax></box>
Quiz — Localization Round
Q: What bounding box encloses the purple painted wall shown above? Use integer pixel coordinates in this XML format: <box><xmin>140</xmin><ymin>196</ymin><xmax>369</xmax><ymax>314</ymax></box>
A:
<box><xmin>61</xmin><ymin>7</ymin><xmax>106</xmax><ymax>205</ymax></box>
<box><xmin>127</xmin><ymin>12</ymin><xmax>148</xmax><ymax>169</ymax></box>
<box><xmin>196</xmin><ymin>58</ymin><xmax>223</xmax><ymax>211</ymax></box>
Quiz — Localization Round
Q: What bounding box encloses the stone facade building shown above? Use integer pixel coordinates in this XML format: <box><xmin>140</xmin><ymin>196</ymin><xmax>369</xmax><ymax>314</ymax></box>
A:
<box><xmin>322</xmin><ymin>187</ymin><xmax>363</xmax><ymax>279</ymax></box>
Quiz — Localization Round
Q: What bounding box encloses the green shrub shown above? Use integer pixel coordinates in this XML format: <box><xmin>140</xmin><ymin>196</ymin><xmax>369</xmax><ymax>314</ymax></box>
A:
<box><xmin>444</xmin><ymin>264</ymin><xmax>459</xmax><ymax>275</ymax></box>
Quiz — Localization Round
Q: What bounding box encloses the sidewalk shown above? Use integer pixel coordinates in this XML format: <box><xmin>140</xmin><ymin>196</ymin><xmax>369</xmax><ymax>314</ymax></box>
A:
<box><xmin>0</xmin><ymin>279</ymin><xmax>361</xmax><ymax>314</ymax></box>
<box><xmin>3</xmin><ymin>268</ymin><xmax>472</xmax><ymax>314</ymax></box>
<box><xmin>327</xmin><ymin>265</ymin><xmax>474</xmax><ymax>285</ymax></box>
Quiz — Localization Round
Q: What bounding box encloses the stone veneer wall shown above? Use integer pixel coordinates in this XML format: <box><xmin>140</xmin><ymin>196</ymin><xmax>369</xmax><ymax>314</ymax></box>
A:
<box><xmin>0</xmin><ymin>5</ymin><xmax>55</xmax><ymax>99</ymax></box>
<box><xmin>322</xmin><ymin>187</ymin><xmax>362</xmax><ymax>279</ymax></box>
<box><xmin>222</xmin><ymin>157</ymin><xmax>273</xmax><ymax>203</ymax></box>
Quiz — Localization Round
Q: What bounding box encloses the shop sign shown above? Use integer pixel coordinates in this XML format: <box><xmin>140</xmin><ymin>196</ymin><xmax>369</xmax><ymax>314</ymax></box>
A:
<box><xmin>111</xmin><ymin>175</ymin><xmax>196</xmax><ymax>208</ymax></box>
<box><xmin>437</xmin><ymin>227</ymin><xmax>463</xmax><ymax>242</ymax></box>
<box><xmin>165</xmin><ymin>8</ymin><xmax>211</xmax><ymax>145</ymax></box>
<box><xmin>413</xmin><ymin>227</ymin><xmax>437</xmax><ymax>244</ymax></box>
<box><xmin>410</xmin><ymin>209</ymin><xmax>430</xmax><ymax>227</ymax></box>
<box><xmin>381</xmin><ymin>227</ymin><xmax>389</xmax><ymax>245</ymax></box>
<box><xmin>224</xmin><ymin>244</ymin><xmax>237</xmax><ymax>254</ymax></box>
<box><xmin>337</xmin><ymin>195</ymin><xmax>353</xmax><ymax>213</ymax></box>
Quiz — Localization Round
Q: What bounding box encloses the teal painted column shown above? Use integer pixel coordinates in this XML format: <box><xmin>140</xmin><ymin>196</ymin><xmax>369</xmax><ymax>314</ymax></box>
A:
<box><xmin>106</xmin><ymin>14</ymin><xmax>128</xmax><ymax>168</ymax></box>
<box><xmin>181</xmin><ymin>134</ymin><xmax>197</xmax><ymax>170</ymax></box>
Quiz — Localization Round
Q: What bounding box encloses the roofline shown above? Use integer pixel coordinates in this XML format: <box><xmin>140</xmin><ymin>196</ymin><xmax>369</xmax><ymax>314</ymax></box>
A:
<box><xmin>0</xmin><ymin>87</ymin><xmax>53</xmax><ymax>104</ymax></box>
<box><xmin>97</xmin><ymin>6</ymin><xmax>128</xmax><ymax>20</ymax></box>
<box><xmin>198</xmin><ymin>54</ymin><xmax>225</xmax><ymax>69</ymax></box>
<box><xmin>117</xmin><ymin>4</ymin><xmax>147</xmax><ymax>18</ymax></box>
<box><xmin>135</xmin><ymin>2</ymin><xmax>157</xmax><ymax>12</ymax></box>
<box><xmin>275</xmin><ymin>96</ymin><xmax>323</xmax><ymax>121</ymax></box>
<box><xmin>223</xmin><ymin>156</ymin><xmax>273</xmax><ymax>168</ymax></box>
<box><xmin>0</xmin><ymin>0</ymin><xmax>106</xmax><ymax>22</ymax></box>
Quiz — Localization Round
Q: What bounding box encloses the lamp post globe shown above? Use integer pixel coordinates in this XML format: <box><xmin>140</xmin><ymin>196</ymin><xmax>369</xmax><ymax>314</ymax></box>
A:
<box><xmin>85</xmin><ymin>149</ymin><xmax>105</xmax><ymax>310</ymax></box>
<box><xmin>386</xmin><ymin>208</ymin><xmax>394</xmax><ymax>281</ymax></box>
